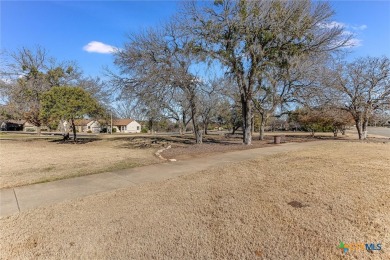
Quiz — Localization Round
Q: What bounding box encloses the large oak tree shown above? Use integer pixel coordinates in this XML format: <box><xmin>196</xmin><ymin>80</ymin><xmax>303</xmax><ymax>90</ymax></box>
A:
<box><xmin>180</xmin><ymin>0</ymin><xmax>350</xmax><ymax>144</ymax></box>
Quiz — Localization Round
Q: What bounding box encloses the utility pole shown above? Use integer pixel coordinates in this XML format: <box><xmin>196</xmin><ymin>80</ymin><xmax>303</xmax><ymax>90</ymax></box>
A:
<box><xmin>110</xmin><ymin>111</ymin><xmax>113</xmax><ymax>134</ymax></box>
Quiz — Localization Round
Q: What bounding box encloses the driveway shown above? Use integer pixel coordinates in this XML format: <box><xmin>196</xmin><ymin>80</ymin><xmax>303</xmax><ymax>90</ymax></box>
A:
<box><xmin>367</xmin><ymin>127</ymin><xmax>390</xmax><ymax>137</ymax></box>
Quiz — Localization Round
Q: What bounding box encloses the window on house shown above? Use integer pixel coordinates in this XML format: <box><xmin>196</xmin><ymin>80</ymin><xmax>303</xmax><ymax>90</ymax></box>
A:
<box><xmin>137</xmin><ymin>126</ymin><xmax>140</xmax><ymax>130</ymax></box>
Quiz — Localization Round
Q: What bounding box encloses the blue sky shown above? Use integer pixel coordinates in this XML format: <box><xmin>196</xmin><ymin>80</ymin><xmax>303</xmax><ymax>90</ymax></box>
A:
<box><xmin>1</xmin><ymin>1</ymin><xmax>389</xmax><ymax>78</ymax></box>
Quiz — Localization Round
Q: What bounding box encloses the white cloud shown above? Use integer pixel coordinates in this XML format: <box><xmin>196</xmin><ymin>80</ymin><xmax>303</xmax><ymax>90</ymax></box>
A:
<box><xmin>0</xmin><ymin>77</ymin><xmax>13</xmax><ymax>84</ymax></box>
<box><xmin>319</xmin><ymin>21</ymin><xmax>365</xmax><ymax>48</ymax></box>
<box><xmin>346</xmin><ymin>38</ymin><xmax>362</xmax><ymax>48</ymax></box>
<box><xmin>319</xmin><ymin>21</ymin><xmax>367</xmax><ymax>32</ymax></box>
<box><xmin>0</xmin><ymin>74</ymin><xmax>25</xmax><ymax>84</ymax></box>
<box><xmin>83</xmin><ymin>41</ymin><xmax>117</xmax><ymax>54</ymax></box>
<box><xmin>351</xmin><ymin>24</ymin><xmax>368</xmax><ymax>30</ymax></box>
<box><xmin>338</xmin><ymin>31</ymin><xmax>362</xmax><ymax>48</ymax></box>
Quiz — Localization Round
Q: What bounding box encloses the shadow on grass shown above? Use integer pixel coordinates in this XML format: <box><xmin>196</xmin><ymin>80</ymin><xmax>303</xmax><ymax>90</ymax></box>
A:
<box><xmin>109</xmin><ymin>134</ymin><xmax>250</xmax><ymax>149</ymax></box>
<box><xmin>114</xmin><ymin>136</ymin><xmax>193</xmax><ymax>149</ymax></box>
<box><xmin>50</xmin><ymin>138</ymin><xmax>102</xmax><ymax>144</ymax></box>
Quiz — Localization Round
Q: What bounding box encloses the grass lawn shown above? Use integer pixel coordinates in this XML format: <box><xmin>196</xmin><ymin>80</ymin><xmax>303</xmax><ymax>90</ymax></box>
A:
<box><xmin>0</xmin><ymin>141</ymin><xmax>389</xmax><ymax>259</ymax></box>
<box><xmin>0</xmin><ymin>138</ymin><xmax>161</xmax><ymax>189</ymax></box>
<box><xmin>0</xmin><ymin>131</ymin><xmax>339</xmax><ymax>189</ymax></box>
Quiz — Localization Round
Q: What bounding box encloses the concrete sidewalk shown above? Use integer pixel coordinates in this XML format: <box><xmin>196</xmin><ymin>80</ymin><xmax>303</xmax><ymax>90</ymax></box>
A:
<box><xmin>0</xmin><ymin>141</ymin><xmax>322</xmax><ymax>218</ymax></box>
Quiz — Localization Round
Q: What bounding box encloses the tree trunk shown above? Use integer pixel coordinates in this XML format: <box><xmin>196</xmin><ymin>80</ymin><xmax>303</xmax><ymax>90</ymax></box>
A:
<box><xmin>241</xmin><ymin>96</ymin><xmax>252</xmax><ymax>145</ymax></box>
<box><xmin>61</xmin><ymin>119</ymin><xmax>70</xmax><ymax>141</ymax></box>
<box><xmin>71</xmin><ymin>118</ymin><xmax>77</xmax><ymax>141</ymax></box>
<box><xmin>362</xmin><ymin>119</ymin><xmax>368</xmax><ymax>139</ymax></box>
<box><xmin>194</xmin><ymin>123</ymin><xmax>203</xmax><ymax>144</ymax></box>
<box><xmin>259</xmin><ymin>113</ymin><xmax>266</xmax><ymax>140</ymax></box>
<box><xmin>149</xmin><ymin>118</ymin><xmax>154</xmax><ymax>135</ymax></box>
<box><xmin>341</xmin><ymin>126</ymin><xmax>346</xmax><ymax>135</ymax></box>
<box><xmin>251</xmin><ymin>115</ymin><xmax>254</xmax><ymax>134</ymax></box>
<box><xmin>36</xmin><ymin>126</ymin><xmax>41</xmax><ymax>136</ymax></box>
<box><xmin>204</xmin><ymin>120</ymin><xmax>208</xmax><ymax>135</ymax></box>
<box><xmin>179</xmin><ymin>121</ymin><xmax>183</xmax><ymax>135</ymax></box>
<box><xmin>232</xmin><ymin>125</ymin><xmax>239</xmax><ymax>135</ymax></box>
<box><xmin>333</xmin><ymin>129</ymin><xmax>338</xmax><ymax>137</ymax></box>
<box><xmin>188</xmin><ymin>89</ymin><xmax>202</xmax><ymax>144</ymax></box>
<box><xmin>181</xmin><ymin>111</ymin><xmax>187</xmax><ymax>135</ymax></box>
<box><xmin>192</xmin><ymin>117</ymin><xmax>202</xmax><ymax>144</ymax></box>
<box><xmin>355</xmin><ymin>119</ymin><xmax>363</xmax><ymax>140</ymax></box>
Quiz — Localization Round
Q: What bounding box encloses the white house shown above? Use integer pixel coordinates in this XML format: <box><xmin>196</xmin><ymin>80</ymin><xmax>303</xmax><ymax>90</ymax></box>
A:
<box><xmin>73</xmin><ymin>119</ymin><xmax>101</xmax><ymax>133</ymax></box>
<box><xmin>112</xmin><ymin>119</ymin><xmax>141</xmax><ymax>133</ymax></box>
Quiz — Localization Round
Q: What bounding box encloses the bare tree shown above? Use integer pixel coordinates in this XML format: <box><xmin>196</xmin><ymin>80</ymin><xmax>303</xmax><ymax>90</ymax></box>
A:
<box><xmin>115</xmin><ymin>84</ymin><xmax>192</xmax><ymax>135</ymax></box>
<box><xmin>78</xmin><ymin>76</ymin><xmax>112</xmax><ymax>108</ymax></box>
<box><xmin>370</xmin><ymin>109</ymin><xmax>390</xmax><ymax>127</ymax></box>
<box><xmin>180</xmin><ymin>0</ymin><xmax>350</xmax><ymax>144</ymax></box>
<box><xmin>115</xmin><ymin>100</ymin><xmax>135</xmax><ymax>119</ymax></box>
<box><xmin>218</xmin><ymin>79</ymin><xmax>244</xmax><ymax>134</ymax></box>
<box><xmin>0</xmin><ymin>46</ymin><xmax>81</xmax><ymax>134</ymax></box>
<box><xmin>161</xmin><ymin>89</ymin><xmax>192</xmax><ymax>135</ymax></box>
<box><xmin>323</xmin><ymin>57</ymin><xmax>390</xmax><ymax>139</ymax></box>
<box><xmin>253</xmin><ymin>54</ymin><xmax>328</xmax><ymax>139</ymax></box>
<box><xmin>197</xmin><ymin>78</ymin><xmax>224</xmax><ymax>135</ymax></box>
<box><xmin>111</xmin><ymin>23</ymin><xmax>205</xmax><ymax>143</ymax></box>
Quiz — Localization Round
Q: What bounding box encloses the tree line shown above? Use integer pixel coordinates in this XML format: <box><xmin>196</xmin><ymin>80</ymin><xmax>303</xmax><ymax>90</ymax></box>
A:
<box><xmin>0</xmin><ymin>47</ymin><xmax>108</xmax><ymax>140</ymax></box>
<box><xmin>109</xmin><ymin>0</ymin><xmax>389</xmax><ymax>143</ymax></box>
<box><xmin>1</xmin><ymin>0</ymin><xmax>389</xmax><ymax>142</ymax></box>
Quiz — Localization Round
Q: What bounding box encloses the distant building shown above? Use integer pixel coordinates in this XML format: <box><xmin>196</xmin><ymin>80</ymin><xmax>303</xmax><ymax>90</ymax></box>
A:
<box><xmin>0</xmin><ymin>120</ymin><xmax>48</xmax><ymax>132</ymax></box>
<box><xmin>112</xmin><ymin>119</ymin><xmax>141</xmax><ymax>133</ymax></box>
<box><xmin>0</xmin><ymin>120</ymin><xmax>25</xmax><ymax>131</ymax></box>
<box><xmin>59</xmin><ymin>118</ymin><xmax>142</xmax><ymax>133</ymax></box>
<box><xmin>73</xmin><ymin>119</ymin><xmax>101</xmax><ymax>133</ymax></box>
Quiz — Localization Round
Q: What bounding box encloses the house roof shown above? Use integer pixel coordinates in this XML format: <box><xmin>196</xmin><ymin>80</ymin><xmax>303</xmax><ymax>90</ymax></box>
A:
<box><xmin>73</xmin><ymin>119</ymin><xmax>94</xmax><ymax>126</ymax></box>
<box><xmin>112</xmin><ymin>119</ymin><xmax>134</xmax><ymax>126</ymax></box>
<box><xmin>1</xmin><ymin>119</ymin><xmax>27</xmax><ymax>125</ymax></box>
<box><xmin>24</xmin><ymin>121</ymin><xmax>34</xmax><ymax>127</ymax></box>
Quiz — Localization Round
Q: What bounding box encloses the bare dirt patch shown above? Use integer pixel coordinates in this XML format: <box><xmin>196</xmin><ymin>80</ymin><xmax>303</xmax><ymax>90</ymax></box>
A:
<box><xmin>1</xmin><ymin>141</ymin><xmax>389</xmax><ymax>259</ymax></box>
<box><xmin>161</xmin><ymin>132</ymin><xmax>350</xmax><ymax>160</ymax></box>
<box><xmin>0</xmin><ymin>138</ymin><xmax>161</xmax><ymax>189</ymax></box>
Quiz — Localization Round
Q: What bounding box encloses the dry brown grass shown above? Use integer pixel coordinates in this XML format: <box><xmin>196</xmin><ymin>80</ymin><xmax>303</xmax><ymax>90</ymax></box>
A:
<box><xmin>0</xmin><ymin>141</ymin><xmax>389</xmax><ymax>259</ymax></box>
<box><xmin>0</xmin><ymin>139</ymin><xmax>160</xmax><ymax>189</ymax></box>
<box><xmin>0</xmin><ymin>132</ymin><xmax>338</xmax><ymax>189</ymax></box>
